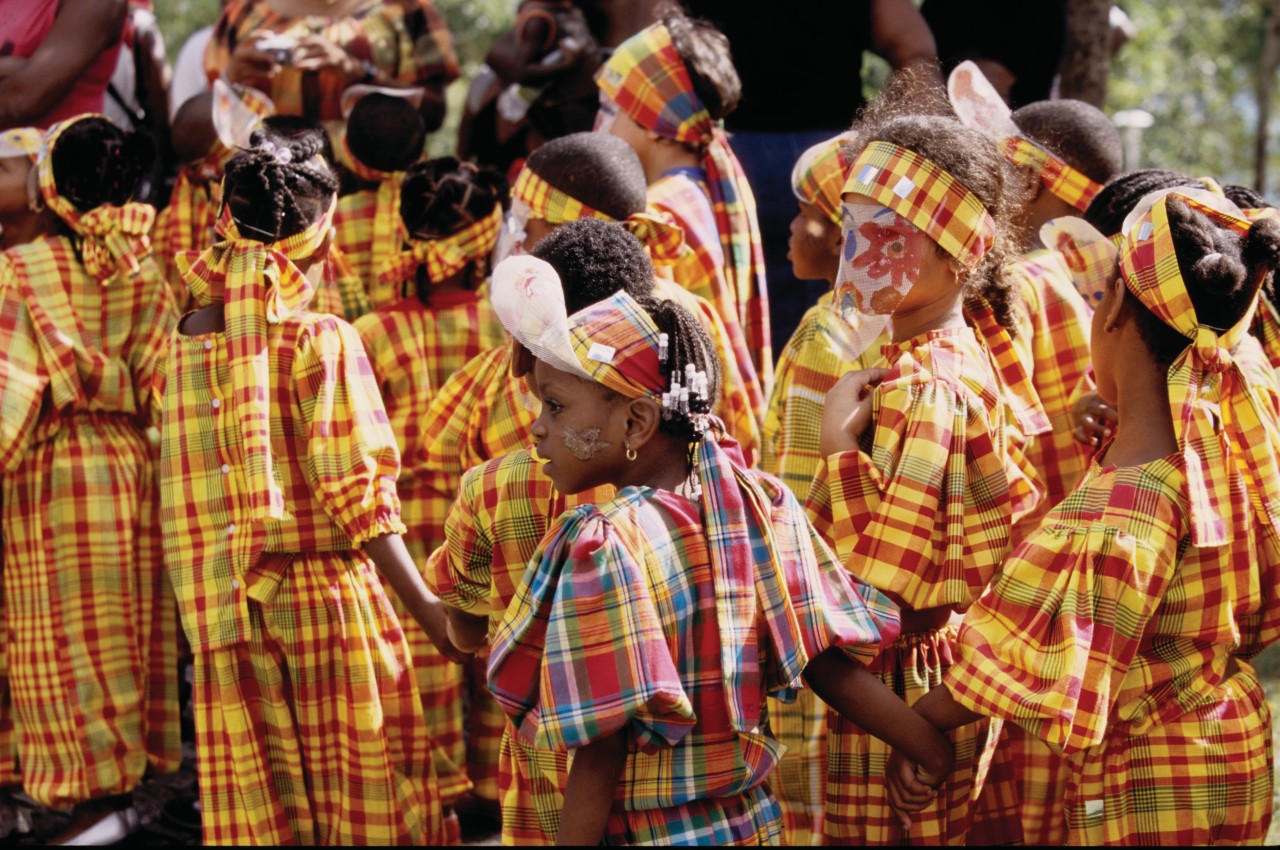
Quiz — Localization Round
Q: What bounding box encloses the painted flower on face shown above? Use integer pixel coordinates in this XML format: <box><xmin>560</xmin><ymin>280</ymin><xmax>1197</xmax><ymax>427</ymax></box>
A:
<box><xmin>834</xmin><ymin>202</ymin><xmax>927</xmax><ymax>317</ymax></box>
<box><xmin>851</xmin><ymin>215</ymin><xmax>924</xmax><ymax>289</ymax></box>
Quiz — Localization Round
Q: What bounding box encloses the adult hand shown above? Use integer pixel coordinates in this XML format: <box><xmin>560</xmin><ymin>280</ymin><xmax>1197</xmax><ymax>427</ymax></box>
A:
<box><xmin>226</xmin><ymin>30</ymin><xmax>281</xmax><ymax>85</ymax></box>
<box><xmin>819</xmin><ymin>368</ymin><xmax>889</xmax><ymax>458</ymax></box>
<box><xmin>293</xmin><ymin>33</ymin><xmax>363</xmax><ymax>84</ymax></box>
<box><xmin>1071</xmin><ymin>391</ymin><xmax>1118</xmax><ymax>449</ymax></box>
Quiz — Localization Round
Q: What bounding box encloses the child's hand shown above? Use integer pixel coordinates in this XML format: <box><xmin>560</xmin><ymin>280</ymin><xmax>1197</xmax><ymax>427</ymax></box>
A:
<box><xmin>820</xmin><ymin>368</ymin><xmax>888</xmax><ymax>458</ymax></box>
<box><xmin>421</xmin><ymin>596</ymin><xmax>474</xmax><ymax>665</ymax></box>
<box><xmin>228</xmin><ymin>30</ymin><xmax>282</xmax><ymax>85</ymax></box>
<box><xmin>1071</xmin><ymin>391</ymin><xmax>1118</xmax><ymax>448</ymax></box>
<box><xmin>885</xmin><ymin>748</ymin><xmax>941</xmax><ymax>825</ymax></box>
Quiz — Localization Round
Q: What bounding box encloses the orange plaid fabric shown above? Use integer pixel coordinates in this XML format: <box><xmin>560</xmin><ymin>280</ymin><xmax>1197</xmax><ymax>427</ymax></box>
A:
<box><xmin>845</xmin><ymin>141</ymin><xmax>996</xmax><ymax>271</ymax></box>
<box><xmin>378</xmin><ymin>205</ymin><xmax>502</xmax><ymax>293</ymax></box>
<box><xmin>599</xmin><ymin>22</ymin><xmax>771</xmax><ymax>388</ymax></box>
<box><xmin>511</xmin><ymin>166</ymin><xmax>685</xmax><ymax>265</ymax></box>
<box><xmin>791</xmin><ymin>133</ymin><xmax>854</xmax><ymax>227</ymax></box>
<box><xmin>192</xmin><ymin>551</ymin><xmax>445</xmax><ymax>845</ymax></box>
<box><xmin>1120</xmin><ymin>191</ymin><xmax>1280</xmax><ymax>546</ymax></box>
<box><xmin>0</xmin><ymin>236</ymin><xmax>179</xmax><ymax>807</ymax></box>
<box><xmin>1000</xmin><ymin>136</ymin><xmax>1102</xmax><ymax>213</ymax></box>
<box><xmin>1003</xmin><ymin>724</ymin><xmax>1068</xmax><ymax>845</ymax></box>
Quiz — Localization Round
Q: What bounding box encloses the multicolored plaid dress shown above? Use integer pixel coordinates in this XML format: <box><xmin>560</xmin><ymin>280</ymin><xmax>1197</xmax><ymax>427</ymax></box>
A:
<box><xmin>945</xmin><ymin>456</ymin><xmax>1276</xmax><ymax>845</ymax></box>
<box><xmin>156</xmin><ymin>308</ymin><xmax>444</xmax><ymax>845</ymax></box>
<box><xmin>489</xmin><ymin>475</ymin><xmax>900</xmax><ymax>846</ymax></box>
<box><xmin>353</xmin><ymin>288</ymin><xmax>503</xmax><ymax>810</ymax></box>
<box><xmin>806</xmin><ymin>326</ymin><xmax>1035</xmax><ymax>846</ymax></box>
<box><xmin>0</xmin><ymin>237</ymin><xmax>180</xmax><ymax>808</ymax></box>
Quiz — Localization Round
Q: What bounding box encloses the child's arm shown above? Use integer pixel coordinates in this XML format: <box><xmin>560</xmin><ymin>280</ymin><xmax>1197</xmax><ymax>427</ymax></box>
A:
<box><xmin>555</xmin><ymin>727</ymin><xmax>628</xmax><ymax>846</ymax></box>
<box><xmin>364</xmin><ymin>533</ymin><xmax>471</xmax><ymax>664</ymax></box>
<box><xmin>445</xmin><ymin>607</ymin><xmax>489</xmax><ymax>654</ymax></box>
<box><xmin>883</xmin><ymin>682</ymin><xmax>983</xmax><ymax>814</ymax></box>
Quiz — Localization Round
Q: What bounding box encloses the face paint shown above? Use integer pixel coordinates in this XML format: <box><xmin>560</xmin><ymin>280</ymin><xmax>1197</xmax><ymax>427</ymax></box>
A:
<box><xmin>594</xmin><ymin>92</ymin><xmax>619</xmax><ymax>134</ymax></box>
<box><xmin>833</xmin><ymin>202</ymin><xmax>927</xmax><ymax>318</ymax></box>
<box><xmin>559</xmin><ymin>424</ymin><xmax>612</xmax><ymax>461</ymax></box>
<box><xmin>492</xmin><ymin>199</ymin><xmax>531</xmax><ymax>266</ymax></box>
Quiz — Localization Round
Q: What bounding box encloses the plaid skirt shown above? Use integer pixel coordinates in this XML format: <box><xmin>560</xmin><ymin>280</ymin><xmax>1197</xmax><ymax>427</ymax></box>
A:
<box><xmin>766</xmin><ymin>689</ymin><xmax>827</xmax><ymax>845</ymax></box>
<box><xmin>497</xmin><ymin>723</ymin><xmax>568</xmax><ymax>845</ymax></box>
<box><xmin>1062</xmin><ymin>661</ymin><xmax>1272</xmax><ymax>845</ymax></box>
<box><xmin>192</xmin><ymin>551</ymin><xmax>444</xmax><ymax>846</ymax></box>
<box><xmin>824</xmin><ymin>625</ymin><xmax>1013</xmax><ymax>846</ymax></box>
<box><xmin>1004</xmin><ymin>722</ymin><xmax>1069</xmax><ymax>845</ymax></box>
<box><xmin>2</xmin><ymin>416</ymin><xmax>179</xmax><ymax>807</ymax></box>
<box><xmin>603</xmin><ymin>782</ymin><xmax>782</xmax><ymax>846</ymax></box>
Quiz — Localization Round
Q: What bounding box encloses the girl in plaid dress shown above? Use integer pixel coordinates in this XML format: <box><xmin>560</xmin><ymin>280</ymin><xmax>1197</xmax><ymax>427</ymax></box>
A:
<box><xmin>0</xmin><ymin>115</ymin><xmax>180</xmax><ymax>843</ymax></box>
<box><xmin>485</xmin><ymin>248</ymin><xmax>955</xmax><ymax>845</ymax></box>
<box><xmin>895</xmin><ymin>190</ymin><xmax>1280</xmax><ymax>845</ymax></box>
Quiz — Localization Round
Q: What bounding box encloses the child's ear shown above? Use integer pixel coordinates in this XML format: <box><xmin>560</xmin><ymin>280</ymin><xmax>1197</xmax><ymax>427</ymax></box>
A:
<box><xmin>622</xmin><ymin>397</ymin><xmax>662</xmax><ymax>449</ymax></box>
<box><xmin>1102</xmin><ymin>275</ymin><xmax>1127</xmax><ymax>332</ymax></box>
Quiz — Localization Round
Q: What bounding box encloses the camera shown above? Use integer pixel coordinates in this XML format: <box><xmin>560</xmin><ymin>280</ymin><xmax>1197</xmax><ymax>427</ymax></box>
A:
<box><xmin>256</xmin><ymin>33</ymin><xmax>297</xmax><ymax>66</ymax></box>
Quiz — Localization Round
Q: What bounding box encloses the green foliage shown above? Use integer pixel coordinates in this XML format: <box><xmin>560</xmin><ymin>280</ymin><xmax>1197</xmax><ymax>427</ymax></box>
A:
<box><xmin>431</xmin><ymin>0</ymin><xmax>515</xmax><ymax>156</ymax></box>
<box><xmin>155</xmin><ymin>0</ymin><xmax>225</xmax><ymax>64</ymax></box>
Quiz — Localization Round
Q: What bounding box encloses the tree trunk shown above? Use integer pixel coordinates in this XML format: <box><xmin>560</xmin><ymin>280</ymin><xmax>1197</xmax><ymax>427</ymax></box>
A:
<box><xmin>1058</xmin><ymin>0</ymin><xmax>1113</xmax><ymax>107</ymax></box>
<box><xmin>1256</xmin><ymin>0</ymin><xmax>1280</xmax><ymax>194</ymax></box>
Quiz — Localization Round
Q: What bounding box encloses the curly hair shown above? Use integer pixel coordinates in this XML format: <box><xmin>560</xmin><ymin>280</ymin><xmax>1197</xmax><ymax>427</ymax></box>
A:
<box><xmin>50</xmin><ymin>116</ymin><xmax>155</xmax><ymax>211</ymax></box>
<box><xmin>530</xmin><ymin>218</ymin><xmax>655</xmax><ymax>312</ymax></box>
<box><xmin>346</xmin><ymin>93</ymin><xmax>427</xmax><ymax>174</ymax></box>
<box><xmin>222</xmin><ymin>126</ymin><xmax>338</xmax><ymax>243</ymax></box>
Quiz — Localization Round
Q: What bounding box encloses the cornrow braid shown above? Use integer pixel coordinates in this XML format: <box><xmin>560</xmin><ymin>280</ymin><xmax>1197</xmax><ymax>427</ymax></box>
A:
<box><xmin>222</xmin><ymin>127</ymin><xmax>338</xmax><ymax>244</ymax></box>
<box><xmin>639</xmin><ymin>295</ymin><xmax>722</xmax><ymax>446</ymax></box>
<box><xmin>1083</xmin><ymin>169</ymin><xmax>1201</xmax><ymax>238</ymax></box>
<box><xmin>399</xmin><ymin>156</ymin><xmax>507</xmax><ymax>240</ymax></box>
<box><xmin>50</xmin><ymin>116</ymin><xmax>155</xmax><ymax>211</ymax></box>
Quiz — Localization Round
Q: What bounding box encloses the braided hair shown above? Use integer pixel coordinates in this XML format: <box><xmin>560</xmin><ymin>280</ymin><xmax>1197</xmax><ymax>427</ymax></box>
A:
<box><xmin>1083</xmin><ymin>169</ymin><xmax>1202</xmax><ymax>237</ymax></box>
<box><xmin>640</xmin><ymin>295</ymin><xmax>722</xmax><ymax>447</ymax></box>
<box><xmin>50</xmin><ymin>116</ymin><xmax>155</xmax><ymax>212</ymax></box>
<box><xmin>222</xmin><ymin>126</ymin><xmax>338</xmax><ymax>244</ymax></box>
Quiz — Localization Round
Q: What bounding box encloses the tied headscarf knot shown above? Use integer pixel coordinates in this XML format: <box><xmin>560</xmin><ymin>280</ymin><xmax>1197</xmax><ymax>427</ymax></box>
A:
<box><xmin>377</xmin><ymin>204</ymin><xmax>502</xmax><ymax>294</ymax></box>
<box><xmin>620</xmin><ymin>210</ymin><xmax>684</xmax><ymax>266</ymax></box>
<box><xmin>1193</xmin><ymin>325</ymin><xmax>1226</xmax><ymax>372</ymax></box>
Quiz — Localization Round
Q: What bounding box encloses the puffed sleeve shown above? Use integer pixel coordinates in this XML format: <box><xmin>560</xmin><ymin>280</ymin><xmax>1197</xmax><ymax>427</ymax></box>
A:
<box><xmin>293</xmin><ymin>315</ymin><xmax>406</xmax><ymax>545</ymax></box>
<box><xmin>426</xmin><ymin>460</ymin><xmax>496</xmax><ymax>617</ymax></box>
<box><xmin>488</xmin><ymin>506</ymin><xmax>696</xmax><ymax>753</ymax></box>
<box><xmin>819</xmin><ymin>379</ymin><xmax>1014</xmax><ymax>610</ymax></box>
<box><xmin>0</xmin><ymin>261</ymin><xmax>48</xmax><ymax>472</ymax></box>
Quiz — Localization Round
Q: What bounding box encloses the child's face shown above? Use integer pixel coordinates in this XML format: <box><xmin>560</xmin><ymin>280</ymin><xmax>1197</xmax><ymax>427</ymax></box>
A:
<box><xmin>530</xmin><ymin>358</ymin><xmax>629</xmax><ymax>495</ymax></box>
<box><xmin>597</xmin><ymin>94</ymin><xmax>651</xmax><ymax>157</ymax></box>
<box><xmin>835</xmin><ymin>194</ymin><xmax>948</xmax><ymax>317</ymax></box>
<box><xmin>0</xmin><ymin>156</ymin><xmax>33</xmax><ymax>217</ymax></box>
<box><xmin>788</xmin><ymin>201</ymin><xmax>841</xmax><ymax>284</ymax></box>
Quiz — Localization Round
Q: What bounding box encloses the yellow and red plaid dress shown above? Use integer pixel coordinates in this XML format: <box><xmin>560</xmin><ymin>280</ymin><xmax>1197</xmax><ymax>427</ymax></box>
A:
<box><xmin>156</xmin><ymin>308</ymin><xmax>445</xmax><ymax>845</ymax></box>
<box><xmin>334</xmin><ymin>184</ymin><xmax>404</xmax><ymax>315</ymax></box>
<box><xmin>153</xmin><ymin>157</ymin><xmax>223</xmax><ymax>309</ymax></box>
<box><xmin>425</xmin><ymin>449</ymin><xmax>611</xmax><ymax>845</ymax></box>
<box><xmin>0</xmin><ymin>237</ymin><xmax>180</xmax><ymax>808</ymax></box>
<box><xmin>352</xmin><ymin>288</ymin><xmax>503</xmax><ymax>811</ymax></box>
<box><xmin>806</xmin><ymin>326</ymin><xmax>1035</xmax><ymax>846</ymax></box>
<box><xmin>946</xmin><ymin>455</ymin><xmax>1276</xmax><ymax>845</ymax></box>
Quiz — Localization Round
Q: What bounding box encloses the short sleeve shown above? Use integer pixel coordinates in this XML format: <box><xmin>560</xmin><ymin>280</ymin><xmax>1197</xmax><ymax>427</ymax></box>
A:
<box><xmin>427</xmin><ymin>461</ymin><xmax>496</xmax><ymax>617</ymax></box>
<box><xmin>488</xmin><ymin>507</ymin><xmax>696</xmax><ymax>753</ymax></box>
<box><xmin>0</xmin><ymin>263</ymin><xmax>48</xmax><ymax>472</ymax></box>
<box><xmin>293</xmin><ymin>316</ymin><xmax>406</xmax><ymax>545</ymax></box>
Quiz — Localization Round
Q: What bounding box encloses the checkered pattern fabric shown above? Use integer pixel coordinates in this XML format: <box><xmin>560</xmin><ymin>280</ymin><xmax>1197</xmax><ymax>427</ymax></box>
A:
<box><xmin>377</xmin><ymin>204</ymin><xmax>501</xmax><ymax>293</ymax></box>
<box><xmin>327</xmin><ymin>243</ymin><xmax>374</xmax><ymax>320</ymax></box>
<box><xmin>600</xmin><ymin>22</ymin><xmax>771</xmax><ymax>389</ymax></box>
<box><xmin>1004</xmin><ymin>723</ymin><xmax>1069</xmax><ymax>845</ymax></box>
<box><xmin>845</xmin><ymin>141</ymin><xmax>996</xmax><ymax>271</ymax></box>
<box><xmin>1039</xmin><ymin>217</ymin><xmax>1121</xmax><ymax>307</ymax></box>
<box><xmin>205</xmin><ymin>0</ymin><xmax>459</xmax><ymax>123</ymax></box>
<box><xmin>511</xmin><ymin>166</ymin><xmax>686</xmax><ymax>265</ymax></box>
<box><xmin>1120</xmin><ymin>191</ymin><xmax>1280</xmax><ymax>547</ymax></box>
<box><xmin>192</xmin><ymin>551</ymin><xmax>445</xmax><ymax>846</ymax></box>
<box><xmin>334</xmin><ymin>186</ymin><xmax>403</xmax><ymax>312</ymax></box>
<box><xmin>153</xmin><ymin>164</ymin><xmax>221</xmax><ymax>305</ymax></box>
<box><xmin>0</xmin><ymin>126</ymin><xmax>41</xmax><ymax>158</ymax></box>
<box><xmin>0</xmin><ymin>237</ymin><xmax>179</xmax><ymax>807</ymax></box>
<box><xmin>567</xmin><ymin>289</ymin><xmax>665</xmax><ymax>400</ymax></box>
<box><xmin>791</xmin><ymin>133</ymin><xmax>855</xmax><ymax>226</ymax></box>
<box><xmin>965</xmin><ymin>293</ymin><xmax>1051</xmax><ymax>440</ymax></box>
<box><xmin>1001</xmin><ymin>136</ymin><xmax>1102</xmax><ymax>213</ymax></box>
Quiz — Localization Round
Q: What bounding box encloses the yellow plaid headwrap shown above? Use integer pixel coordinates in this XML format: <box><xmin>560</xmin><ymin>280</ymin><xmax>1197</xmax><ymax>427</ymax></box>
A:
<box><xmin>377</xmin><ymin>203</ymin><xmax>502</xmax><ymax>292</ymax></box>
<box><xmin>791</xmin><ymin>133</ymin><xmax>855</xmax><ymax>227</ymax></box>
<box><xmin>336</xmin><ymin>132</ymin><xmax>407</xmax><ymax>287</ymax></box>
<box><xmin>177</xmin><ymin>191</ymin><xmax>337</xmax><ymax>523</ymax></box>
<box><xmin>511</xmin><ymin>166</ymin><xmax>685</xmax><ymax>265</ymax></box>
<box><xmin>1120</xmin><ymin>190</ymin><xmax>1280</xmax><ymax>545</ymax></box>
<box><xmin>37</xmin><ymin>115</ymin><xmax>155</xmax><ymax>284</ymax></box>
<box><xmin>844</xmin><ymin>141</ymin><xmax>997</xmax><ymax>271</ymax></box>
<box><xmin>1000</xmin><ymin>136</ymin><xmax>1102</xmax><ymax>213</ymax></box>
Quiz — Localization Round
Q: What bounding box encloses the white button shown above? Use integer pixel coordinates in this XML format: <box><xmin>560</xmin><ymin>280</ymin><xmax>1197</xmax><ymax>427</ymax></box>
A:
<box><xmin>226</xmin><ymin>523</ymin><xmax>236</xmax><ymax>536</ymax></box>
<box><xmin>204</xmin><ymin>339</ymin><xmax>213</xmax><ymax>350</ymax></box>
<box><xmin>210</xmin><ymin>398</ymin><xmax>221</xmax><ymax>409</ymax></box>
<box><xmin>220</xmin><ymin>463</ymin><xmax>231</xmax><ymax>474</ymax></box>
<box><xmin>229</xmin><ymin>578</ymin><xmax>240</xmax><ymax>589</ymax></box>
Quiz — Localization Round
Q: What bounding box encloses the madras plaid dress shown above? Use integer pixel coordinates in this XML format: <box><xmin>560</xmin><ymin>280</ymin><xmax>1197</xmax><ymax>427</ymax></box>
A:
<box><xmin>489</xmin><ymin>479</ymin><xmax>899</xmax><ymax>846</ymax></box>
<box><xmin>758</xmin><ymin>292</ymin><xmax>885</xmax><ymax>846</ymax></box>
<box><xmin>649</xmin><ymin>171</ymin><xmax>767</xmax><ymax>420</ymax></box>
<box><xmin>156</xmin><ymin>311</ymin><xmax>444</xmax><ymax>845</ymax></box>
<box><xmin>152</xmin><ymin>162</ymin><xmax>220</xmax><ymax>310</ymax></box>
<box><xmin>334</xmin><ymin>186</ymin><xmax>405</xmax><ymax>315</ymax></box>
<box><xmin>946</xmin><ymin>456</ymin><xmax>1275</xmax><ymax>845</ymax></box>
<box><xmin>806</xmin><ymin>327</ymin><xmax>1031</xmax><ymax>846</ymax></box>
<box><xmin>425</xmin><ymin>449</ymin><xmax>611</xmax><ymax>845</ymax></box>
<box><xmin>0</xmin><ymin>238</ymin><xmax>180</xmax><ymax>808</ymax></box>
<box><xmin>353</xmin><ymin>290</ymin><xmax>504</xmax><ymax>810</ymax></box>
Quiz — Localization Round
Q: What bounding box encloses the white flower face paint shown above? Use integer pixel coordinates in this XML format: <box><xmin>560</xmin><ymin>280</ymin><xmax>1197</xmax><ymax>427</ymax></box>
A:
<box><xmin>833</xmin><ymin>201</ymin><xmax>928</xmax><ymax>320</ymax></box>
<box><xmin>559</xmin><ymin>424</ymin><xmax>612</xmax><ymax>461</ymax></box>
<box><xmin>492</xmin><ymin>198</ymin><xmax>532</xmax><ymax>266</ymax></box>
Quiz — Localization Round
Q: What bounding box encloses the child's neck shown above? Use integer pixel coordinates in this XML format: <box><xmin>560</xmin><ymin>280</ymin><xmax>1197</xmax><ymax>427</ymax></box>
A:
<box><xmin>0</xmin><ymin>211</ymin><xmax>54</xmax><ymax>250</ymax></box>
<box><xmin>641</xmin><ymin>142</ymin><xmax>701</xmax><ymax>185</ymax></box>
<box><xmin>1101</xmin><ymin>354</ymin><xmax>1178</xmax><ymax>468</ymax></box>
<box><xmin>614</xmin><ymin>432</ymin><xmax>692</xmax><ymax>494</ymax></box>
<box><xmin>888</xmin><ymin>293</ymin><xmax>966</xmax><ymax>343</ymax></box>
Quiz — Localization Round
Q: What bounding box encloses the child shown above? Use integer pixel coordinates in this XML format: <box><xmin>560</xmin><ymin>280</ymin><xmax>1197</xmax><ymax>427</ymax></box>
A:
<box><xmin>894</xmin><ymin>190</ymin><xmax>1280</xmax><ymax>845</ymax></box>
<box><xmin>334</xmin><ymin>89</ymin><xmax>427</xmax><ymax>315</ymax></box>
<box><xmin>0</xmin><ymin>115</ymin><xmax>180</xmax><ymax>843</ymax></box>
<box><xmin>485</xmin><ymin>251</ymin><xmax>954</xmax><ymax>846</ymax></box>
<box><xmin>351</xmin><ymin>156</ymin><xmax>505</xmax><ymax>840</ymax></box>
<box><xmin>160</xmin><ymin>128</ymin><xmax>454</xmax><ymax>845</ymax></box>
<box><xmin>809</xmin><ymin>107</ymin><xmax>1041</xmax><ymax>844</ymax></box>
<box><xmin>596</xmin><ymin>11</ymin><xmax>770</xmax><ymax>418</ymax></box>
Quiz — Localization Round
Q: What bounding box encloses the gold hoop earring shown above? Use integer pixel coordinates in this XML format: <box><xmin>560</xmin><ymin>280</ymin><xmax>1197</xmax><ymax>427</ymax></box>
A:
<box><xmin>626</xmin><ymin>445</ymin><xmax>637</xmax><ymax>462</ymax></box>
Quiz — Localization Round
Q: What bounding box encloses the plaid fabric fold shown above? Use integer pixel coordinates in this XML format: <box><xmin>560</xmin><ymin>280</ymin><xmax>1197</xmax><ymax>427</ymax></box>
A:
<box><xmin>175</xmin><ymin>195</ymin><xmax>336</xmax><ymax>522</ymax></box>
<box><xmin>966</xmin><ymin>294</ymin><xmax>1050</xmax><ymax>437</ymax></box>
<box><xmin>844</xmin><ymin>141</ymin><xmax>996</xmax><ymax>271</ymax></box>
<box><xmin>377</xmin><ymin>203</ymin><xmax>501</xmax><ymax>292</ymax></box>
<box><xmin>1000</xmin><ymin>136</ymin><xmax>1101</xmax><ymax>213</ymax></box>
<box><xmin>1119</xmin><ymin>191</ymin><xmax>1280</xmax><ymax>545</ymax></box>
<box><xmin>511</xmin><ymin>166</ymin><xmax>685</xmax><ymax>265</ymax></box>
<box><xmin>37</xmin><ymin>116</ymin><xmax>155</xmax><ymax>284</ymax></box>
<box><xmin>336</xmin><ymin>133</ymin><xmax>407</xmax><ymax>292</ymax></box>
<box><xmin>791</xmin><ymin>133</ymin><xmax>855</xmax><ymax>226</ymax></box>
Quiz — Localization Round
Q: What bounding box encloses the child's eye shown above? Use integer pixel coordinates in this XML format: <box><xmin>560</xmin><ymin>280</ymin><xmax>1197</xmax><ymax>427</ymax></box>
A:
<box><xmin>544</xmin><ymin>398</ymin><xmax>563</xmax><ymax>414</ymax></box>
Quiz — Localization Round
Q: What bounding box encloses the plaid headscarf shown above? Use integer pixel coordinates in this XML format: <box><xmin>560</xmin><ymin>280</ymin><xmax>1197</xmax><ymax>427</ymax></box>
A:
<box><xmin>491</xmin><ymin>256</ymin><xmax>812</xmax><ymax>731</ymax></box>
<box><xmin>1039</xmin><ymin>216</ymin><xmax>1121</xmax><ymax>307</ymax></box>
<box><xmin>177</xmin><ymin>188</ymin><xmax>337</xmax><ymax>523</ymax></box>
<box><xmin>37</xmin><ymin>115</ymin><xmax>155</xmax><ymax>285</ymax></box>
<box><xmin>1119</xmin><ymin>190</ymin><xmax>1280</xmax><ymax>545</ymax></box>
<box><xmin>1000</xmin><ymin>136</ymin><xmax>1101</xmax><ymax>213</ymax></box>
<box><xmin>377</xmin><ymin>203</ymin><xmax>501</xmax><ymax>292</ymax></box>
<box><xmin>511</xmin><ymin>165</ymin><xmax>685</xmax><ymax>265</ymax></box>
<box><xmin>598</xmin><ymin>21</ymin><xmax>770</xmax><ymax>358</ymax></box>
<box><xmin>791</xmin><ymin>133</ymin><xmax>855</xmax><ymax>227</ymax></box>
<box><xmin>335</xmin><ymin>132</ymin><xmax>407</xmax><ymax>289</ymax></box>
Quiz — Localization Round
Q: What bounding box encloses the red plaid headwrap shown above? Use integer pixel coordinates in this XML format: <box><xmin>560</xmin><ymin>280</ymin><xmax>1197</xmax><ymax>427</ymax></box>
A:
<box><xmin>511</xmin><ymin>165</ymin><xmax>685</xmax><ymax>265</ymax></box>
<box><xmin>37</xmin><ymin>115</ymin><xmax>155</xmax><ymax>284</ymax></box>
<box><xmin>1120</xmin><ymin>190</ymin><xmax>1280</xmax><ymax>545</ymax></box>
<box><xmin>377</xmin><ymin>203</ymin><xmax>502</xmax><ymax>292</ymax></box>
<box><xmin>1000</xmin><ymin>136</ymin><xmax>1101</xmax><ymax>213</ymax></box>
<box><xmin>791</xmin><ymin>133</ymin><xmax>855</xmax><ymax>227</ymax></box>
<box><xmin>598</xmin><ymin>21</ymin><xmax>770</xmax><ymax>360</ymax></box>
<box><xmin>177</xmin><ymin>190</ymin><xmax>337</xmax><ymax>523</ymax></box>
